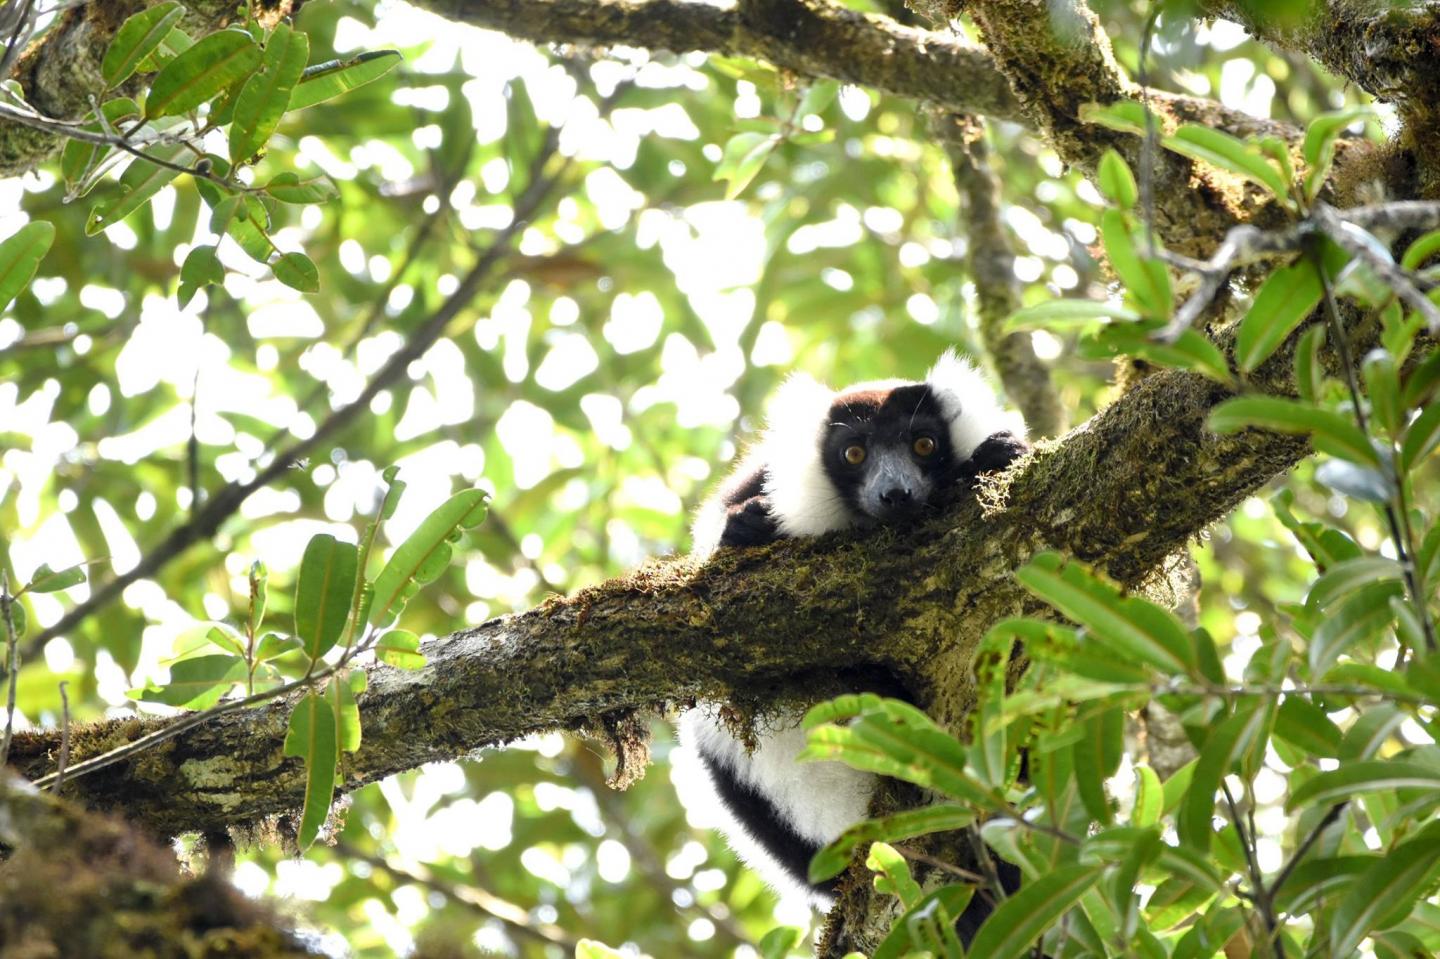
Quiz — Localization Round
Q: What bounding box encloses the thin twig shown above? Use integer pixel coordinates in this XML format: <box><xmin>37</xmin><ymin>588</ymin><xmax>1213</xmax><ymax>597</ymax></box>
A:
<box><xmin>1313</xmin><ymin>252</ymin><xmax>1438</xmax><ymax>653</ymax></box>
<box><xmin>1311</xmin><ymin>203</ymin><xmax>1440</xmax><ymax>332</ymax></box>
<box><xmin>0</xmin><ymin>570</ymin><xmax>17</xmax><ymax>767</ymax></box>
<box><xmin>337</xmin><ymin>841</ymin><xmax>579</xmax><ymax>949</ymax></box>
<box><xmin>20</xmin><ymin>123</ymin><xmax>572</xmax><ymax>661</ymax></box>
<box><xmin>1154</xmin><ymin>199</ymin><xmax>1440</xmax><ymax>342</ymax></box>
<box><xmin>1222</xmin><ymin>781</ymin><xmax>1285</xmax><ymax>959</ymax></box>
<box><xmin>1268</xmin><ymin>801</ymin><xmax>1346</xmax><ymax>898</ymax></box>
<box><xmin>53</xmin><ymin>681</ymin><xmax>70</xmax><ymax>791</ymax></box>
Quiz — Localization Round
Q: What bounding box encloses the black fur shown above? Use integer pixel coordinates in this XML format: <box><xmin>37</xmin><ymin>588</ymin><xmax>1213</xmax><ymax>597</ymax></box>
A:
<box><xmin>700</xmin><ymin>754</ymin><xmax>835</xmax><ymax>895</ymax></box>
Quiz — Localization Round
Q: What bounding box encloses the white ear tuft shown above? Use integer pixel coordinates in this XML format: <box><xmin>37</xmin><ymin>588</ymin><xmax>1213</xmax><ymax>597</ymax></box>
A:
<box><xmin>925</xmin><ymin>349</ymin><xmax>1027</xmax><ymax>459</ymax></box>
<box><xmin>759</xmin><ymin>372</ymin><xmax>854</xmax><ymax>537</ymax></box>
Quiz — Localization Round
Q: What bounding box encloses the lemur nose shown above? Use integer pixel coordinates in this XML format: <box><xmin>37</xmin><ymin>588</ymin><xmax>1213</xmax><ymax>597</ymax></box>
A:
<box><xmin>879</xmin><ymin>487</ymin><xmax>912</xmax><ymax>507</ymax></box>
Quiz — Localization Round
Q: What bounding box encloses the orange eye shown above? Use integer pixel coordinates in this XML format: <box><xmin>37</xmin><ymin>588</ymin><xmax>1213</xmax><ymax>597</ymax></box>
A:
<box><xmin>913</xmin><ymin>436</ymin><xmax>936</xmax><ymax>456</ymax></box>
<box><xmin>844</xmin><ymin>445</ymin><xmax>867</xmax><ymax>465</ymax></box>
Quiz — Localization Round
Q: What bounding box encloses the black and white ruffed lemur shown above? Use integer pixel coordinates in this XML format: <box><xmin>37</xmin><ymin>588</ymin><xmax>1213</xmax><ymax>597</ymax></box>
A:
<box><xmin>680</xmin><ymin>350</ymin><xmax>1029</xmax><ymax>938</ymax></box>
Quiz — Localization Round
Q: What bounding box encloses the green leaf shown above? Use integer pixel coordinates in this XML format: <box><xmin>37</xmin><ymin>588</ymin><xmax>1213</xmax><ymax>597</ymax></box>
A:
<box><xmin>809</xmin><ymin>805</ymin><xmax>975</xmax><ymax>883</ymax></box>
<box><xmin>758</xmin><ymin>927</ymin><xmax>802</xmax><ymax>959</ymax></box>
<box><xmin>146</xmin><ymin>29</ymin><xmax>262</xmax><ymax>119</ymax></box>
<box><xmin>1309</xmin><ymin>557</ymin><xmax>1405</xmax><ymax>610</ymax></box>
<box><xmin>1003</xmin><ymin>298</ymin><xmax>1140</xmax><ymax>333</ymax></box>
<box><xmin>1098</xmin><ymin>149</ymin><xmax>1138</xmax><ymax>208</ymax></box>
<box><xmin>1294</xmin><ymin>323</ymin><xmax>1328</xmax><ymax>402</ymax></box>
<box><xmin>1079</xmin><ymin>99</ymin><xmax>1149</xmax><ymax>136</ymax></box>
<box><xmin>273</xmin><ymin>251</ymin><xmax>319</xmax><ymax>292</ymax></box>
<box><xmin>24</xmin><ymin>563</ymin><xmax>85</xmax><ymax>594</ymax></box>
<box><xmin>102</xmin><ymin>2</ymin><xmax>186</xmax><ymax>87</ymax></box>
<box><xmin>1309</xmin><ymin>581</ymin><xmax>1402</xmax><ymax>674</ymax></box>
<box><xmin>865</xmin><ymin>842</ymin><xmax>923</xmax><ymax>908</ymax></box>
<box><xmin>86</xmin><ymin>144</ymin><xmax>188</xmax><ymax>235</ymax></box>
<box><xmin>136</xmin><ymin>25</ymin><xmax>194</xmax><ymax>74</ymax></box>
<box><xmin>1132</xmin><ymin>765</ymin><xmax>1163</xmax><ymax>826</ymax></box>
<box><xmin>1274</xmin><ymin>697</ymin><xmax>1343</xmax><ymax>757</ymax></box>
<box><xmin>245</xmin><ymin>562</ymin><xmax>266</xmax><ymax>640</ymax></box>
<box><xmin>1073</xmin><ymin>706</ymin><xmax>1123</xmax><ymax>824</ymax></box>
<box><xmin>871</xmin><ymin>885</ymin><xmax>975</xmax><ymax>959</ymax></box>
<box><xmin>1177</xmin><ymin>701</ymin><xmax>1267</xmax><ymax>852</ymax></box>
<box><xmin>1164</xmin><ymin>125</ymin><xmax>1290</xmax><ymax>199</ymax></box>
<box><xmin>202</xmin><ymin>625</ymin><xmax>245</xmax><ymax>657</ymax></box>
<box><xmin>134</xmin><ymin>654</ymin><xmax>247</xmax><ymax>709</ymax></box>
<box><xmin>967</xmin><ymin>864</ymin><xmax>1102</xmax><ymax>959</ymax></box>
<box><xmin>373</xmin><ymin>629</ymin><xmax>425</xmax><ymax>669</ymax></box>
<box><xmin>802</xmin><ymin>720</ymin><xmax>994</xmax><ymax>806</ymax></box>
<box><xmin>0</xmin><ymin>221</ymin><xmax>55</xmax><ymax>310</ymax></box>
<box><xmin>1015</xmin><ymin>553</ymin><xmax>1195</xmax><ymax>678</ymax></box>
<box><xmin>1209</xmin><ymin>395</ymin><xmax>1378</xmax><ymax>466</ymax></box>
<box><xmin>368</xmin><ymin>488</ymin><xmax>488</xmax><ymax>627</ymax></box>
<box><xmin>1330</xmin><ymin>829</ymin><xmax>1440</xmax><ymax>957</ymax></box>
<box><xmin>283</xmin><ymin>692</ymin><xmax>338</xmax><ymax>850</ymax></box>
<box><xmin>263</xmin><ymin>172</ymin><xmax>339</xmax><ymax>204</ymax></box>
<box><xmin>229</xmin><ymin>22</ymin><xmax>309</xmax><ymax>164</ymax></box>
<box><xmin>254</xmin><ymin>633</ymin><xmax>301</xmax><ymax>663</ymax></box>
<box><xmin>1402</xmin><ymin>400</ymin><xmax>1440</xmax><ymax>473</ymax></box>
<box><xmin>1091</xmin><ymin>325</ymin><xmax>1233</xmax><ymax>385</ymax></box>
<box><xmin>177</xmin><ymin>244</ymin><xmax>225</xmax><ymax>308</ymax></box>
<box><xmin>288</xmin><ymin>50</ymin><xmax>403</xmax><ymax>111</ymax></box>
<box><xmin>1287</xmin><ymin>761</ymin><xmax>1440</xmax><ymax>811</ymax></box>
<box><xmin>295</xmin><ymin>533</ymin><xmax>359</xmax><ymax>662</ymax></box>
<box><xmin>1363</xmin><ymin>348</ymin><xmax>1402</xmax><ymax>434</ymax></box>
<box><xmin>326</xmin><ymin>671</ymin><xmax>365</xmax><ymax>754</ymax></box>
<box><xmin>1101</xmin><ymin>208</ymin><xmax>1170</xmax><ymax>317</ymax></box>
<box><xmin>1401</xmin><ymin>228</ymin><xmax>1440</xmax><ymax>272</ymax></box>
<box><xmin>1302</xmin><ymin>106</ymin><xmax>1370</xmax><ymax>201</ymax></box>
<box><xmin>1235</xmin><ymin>260</ymin><xmax>1322</xmax><ymax>372</ymax></box>
<box><xmin>714</xmin><ymin>131</ymin><xmax>779</xmax><ymax>200</ymax></box>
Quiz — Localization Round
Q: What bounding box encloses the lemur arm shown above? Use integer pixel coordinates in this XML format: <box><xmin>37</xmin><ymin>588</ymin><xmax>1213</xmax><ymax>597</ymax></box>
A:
<box><xmin>718</xmin><ymin>496</ymin><xmax>782</xmax><ymax>548</ymax></box>
<box><xmin>958</xmin><ymin>430</ymin><xmax>1029</xmax><ymax>484</ymax></box>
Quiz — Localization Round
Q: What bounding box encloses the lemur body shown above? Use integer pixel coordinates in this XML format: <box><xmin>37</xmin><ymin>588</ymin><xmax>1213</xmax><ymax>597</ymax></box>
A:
<box><xmin>681</xmin><ymin>351</ymin><xmax>1028</xmax><ymax>911</ymax></box>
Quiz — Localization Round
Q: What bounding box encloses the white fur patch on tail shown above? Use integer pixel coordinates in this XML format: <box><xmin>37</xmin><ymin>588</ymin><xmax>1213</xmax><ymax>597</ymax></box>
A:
<box><xmin>925</xmin><ymin>349</ymin><xmax>1027</xmax><ymax>459</ymax></box>
<box><xmin>759</xmin><ymin>373</ymin><xmax>855</xmax><ymax>537</ymax></box>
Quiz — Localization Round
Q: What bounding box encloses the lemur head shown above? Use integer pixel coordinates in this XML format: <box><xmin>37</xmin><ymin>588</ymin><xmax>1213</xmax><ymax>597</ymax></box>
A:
<box><xmin>761</xmin><ymin>350</ymin><xmax>1026</xmax><ymax>538</ymax></box>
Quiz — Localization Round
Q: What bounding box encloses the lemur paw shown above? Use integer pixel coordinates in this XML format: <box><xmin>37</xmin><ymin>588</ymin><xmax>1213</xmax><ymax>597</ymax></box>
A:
<box><xmin>719</xmin><ymin>497</ymin><xmax>781</xmax><ymax>548</ymax></box>
<box><xmin>961</xmin><ymin>431</ymin><xmax>1029</xmax><ymax>480</ymax></box>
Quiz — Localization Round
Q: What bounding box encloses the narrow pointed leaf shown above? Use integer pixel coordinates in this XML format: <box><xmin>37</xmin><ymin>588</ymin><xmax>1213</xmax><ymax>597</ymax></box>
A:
<box><xmin>288</xmin><ymin>50</ymin><xmax>402</xmax><ymax>111</ymax></box>
<box><xmin>295</xmin><ymin>533</ymin><xmax>359</xmax><ymax>662</ymax></box>
<box><xmin>283</xmin><ymin>692</ymin><xmax>338</xmax><ymax>850</ymax></box>
<box><xmin>86</xmin><ymin>144</ymin><xmax>188</xmax><ymax>235</ymax></box>
<box><xmin>0</xmin><ymin>221</ymin><xmax>55</xmax><ymax>309</ymax></box>
<box><xmin>1177</xmin><ymin>701</ymin><xmax>1267</xmax><ymax>851</ymax></box>
<box><xmin>967</xmin><ymin>864</ymin><xmax>1103</xmax><ymax>959</ymax></box>
<box><xmin>1164</xmin><ymin>126</ymin><xmax>1290</xmax><ymax>198</ymax></box>
<box><xmin>1236</xmin><ymin>260</ymin><xmax>1322</xmax><ymax>372</ymax></box>
<box><xmin>103</xmin><ymin>2</ymin><xmax>186</xmax><ymax>87</ymax></box>
<box><xmin>146</xmin><ymin>30</ymin><xmax>261</xmax><ymax>119</ymax></box>
<box><xmin>229</xmin><ymin>23</ymin><xmax>309</xmax><ymax>164</ymax></box>
<box><xmin>368</xmin><ymin>489</ymin><xmax>488</xmax><ymax>627</ymax></box>
<box><xmin>1330</xmin><ymin>830</ymin><xmax>1440</xmax><ymax>957</ymax></box>
<box><xmin>1287</xmin><ymin>761</ymin><xmax>1440</xmax><ymax>811</ymax></box>
<box><xmin>810</xmin><ymin>805</ymin><xmax>975</xmax><ymax>883</ymax></box>
<box><xmin>1210</xmin><ymin>396</ymin><xmax>1378</xmax><ymax>466</ymax></box>
<box><xmin>373</xmin><ymin>629</ymin><xmax>425</xmax><ymax>669</ymax></box>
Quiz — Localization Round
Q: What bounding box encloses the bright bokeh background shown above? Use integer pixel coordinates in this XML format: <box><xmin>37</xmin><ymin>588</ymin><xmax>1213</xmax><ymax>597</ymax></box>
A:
<box><xmin>0</xmin><ymin>0</ymin><xmax>1391</xmax><ymax>955</ymax></box>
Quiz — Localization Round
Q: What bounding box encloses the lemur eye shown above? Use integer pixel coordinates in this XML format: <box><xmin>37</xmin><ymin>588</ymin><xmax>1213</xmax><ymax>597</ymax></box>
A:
<box><xmin>913</xmin><ymin>436</ymin><xmax>936</xmax><ymax>457</ymax></box>
<box><xmin>843</xmin><ymin>445</ymin><xmax>867</xmax><ymax>465</ymax></box>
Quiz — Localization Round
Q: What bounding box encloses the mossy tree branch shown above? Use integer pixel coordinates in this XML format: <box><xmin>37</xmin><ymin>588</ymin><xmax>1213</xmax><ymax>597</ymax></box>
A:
<box><xmin>1194</xmin><ymin>1</ymin><xmax>1440</xmax><ymax>119</ymax></box>
<box><xmin>10</xmin><ymin>325</ymin><xmax>1335</xmax><ymax>840</ymax></box>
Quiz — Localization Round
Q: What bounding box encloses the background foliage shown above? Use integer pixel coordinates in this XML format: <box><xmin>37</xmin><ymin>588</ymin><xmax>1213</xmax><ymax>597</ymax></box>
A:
<box><xmin>1</xmin><ymin>0</ymin><xmax>1437</xmax><ymax>957</ymax></box>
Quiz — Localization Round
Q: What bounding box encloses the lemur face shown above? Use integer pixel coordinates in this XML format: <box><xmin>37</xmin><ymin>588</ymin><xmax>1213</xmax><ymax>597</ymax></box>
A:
<box><xmin>820</xmin><ymin>384</ymin><xmax>958</xmax><ymax>523</ymax></box>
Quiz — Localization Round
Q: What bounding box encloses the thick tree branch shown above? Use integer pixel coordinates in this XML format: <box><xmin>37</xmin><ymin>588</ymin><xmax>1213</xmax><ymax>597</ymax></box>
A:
<box><xmin>10</xmin><ymin>330</ymin><xmax>1336</xmax><ymax>837</ymax></box>
<box><xmin>0</xmin><ymin>1</ymin><xmax>296</xmax><ymax>176</ymax></box>
<box><xmin>932</xmin><ymin>109</ymin><xmax>1067</xmax><ymax>439</ymax></box>
<box><xmin>1196</xmin><ymin>1</ymin><xmax>1440</xmax><ymax>117</ymax></box>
